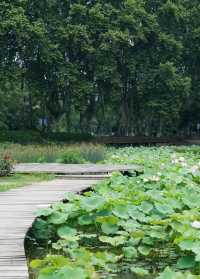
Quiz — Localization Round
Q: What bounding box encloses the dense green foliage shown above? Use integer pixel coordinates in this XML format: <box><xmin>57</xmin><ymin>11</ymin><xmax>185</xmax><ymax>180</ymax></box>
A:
<box><xmin>0</xmin><ymin>0</ymin><xmax>199</xmax><ymax>136</ymax></box>
<box><xmin>0</xmin><ymin>154</ymin><xmax>13</xmax><ymax>176</ymax></box>
<box><xmin>0</xmin><ymin>131</ymin><xmax>93</xmax><ymax>144</ymax></box>
<box><xmin>29</xmin><ymin>147</ymin><xmax>200</xmax><ymax>278</ymax></box>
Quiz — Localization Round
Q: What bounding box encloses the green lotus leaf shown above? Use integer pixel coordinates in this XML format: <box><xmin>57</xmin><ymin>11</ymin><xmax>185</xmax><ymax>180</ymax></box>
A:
<box><xmin>30</xmin><ymin>259</ymin><xmax>45</xmax><ymax>269</ymax></box>
<box><xmin>48</xmin><ymin>212</ymin><xmax>68</xmax><ymax>225</ymax></box>
<box><xmin>112</xmin><ymin>204</ymin><xmax>129</xmax><ymax>219</ymax></box>
<box><xmin>155</xmin><ymin>203</ymin><xmax>174</xmax><ymax>215</ymax></box>
<box><xmin>177</xmin><ymin>255</ymin><xmax>195</xmax><ymax>269</ymax></box>
<box><xmin>80</xmin><ymin>233</ymin><xmax>97</xmax><ymax>239</ymax></box>
<box><xmin>39</xmin><ymin>267</ymin><xmax>86</xmax><ymax>279</ymax></box>
<box><xmin>96</xmin><ymin>215</ymin><xmax>118</xmax><ymax>224</ymax></box>
<box><xmin>178</xmin><ymin>239</ymin><xmax>197</xmax><ymax>251</ymax></box>
<box><xmin>182</xmin><ymin>192</ymin><xmax>200</xmax><ymax>208</ymax></box>
<box><xmin>57</xmin><ymin>225</ymin><xmax>77</xmax><ymax>239</ymax></box>
<box><xmin>138</xmin><ymin>245</ymin><xmax>152</xmax><ymax>256</ymax></box>
<box><xmin>128</xmin><ymin>206</ymin><xmax>146</xmax><ymax>221</ymax></box>
<box><xmin>38</xmin><ymin>267</ymin><xmax>58</xmax><ymax>279</ymax></box>
<box><xmin>93</xmin><ymin>251</ymin><xmax>120</xmax><ymax>266</ymax></box>
<box><xmin>101</xmin><ymin>222</ymin><xmax>119</xmax><ymax>234</ymax></box>
<box><xmin>131</xmin><ymin>267</ymin><xmax>149</xmax><ymax>276</ymax></box>
<box><xmin>78</xmin><ymin>215</ymin><xmax>94</xmax><ymax>225</ymax></box>
<box><xmin>36</xmin><ymin>207</ymin><xmax>53</xmax><ymax>217</ymax></box>
<box><xmin>148</xmin><ymin>227</ymin><xmax>167</xmax><ymax>240</ymax></box>
<box><xmin>156</xmin><ymin>267</ymin><xmax>183</xmax><ymax>279</ymax></box>
<box><xmin>80</xmin><ymin>195</ymin><xmax>105</xmax><ymax>212</ymax></box>
<box><xmin>123</xmin><ymin>246</ymin><xmax>137</xmax><ymax>258</ymax></box>
<box><xmin>99</xmin><ymin>235</ymin><xmax>126</xmax><ymax>246</ymax></box>
<box><xmin>119</xmin><ymin>219</ymin><xmax>140</xmax><ymax>232</ymax></box>
<box><xmin>64</xmin><ymin>192</ymin><xmax>79</xmax><ymax>201</ymax></box>
<box><xmin>52</xmin><ymin>239</ymin><xmax>79</xmax><ymax>250</ymax></box>
<box><xmin>142</xmin><ymin>237</ymin><xmax>154</xmax><ymax>246</ymax></box>
<box><xmin>140</xmin><ymin>201</ymin><xmax>153</xmax><ymax>214</ymax></box>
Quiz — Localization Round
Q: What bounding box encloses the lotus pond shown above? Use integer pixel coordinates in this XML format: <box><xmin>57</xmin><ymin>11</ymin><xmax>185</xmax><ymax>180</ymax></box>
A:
<box><xmin>27</xmin><ymin>146</ymin><xmax>200</xmax><ymax>279</ymax></box>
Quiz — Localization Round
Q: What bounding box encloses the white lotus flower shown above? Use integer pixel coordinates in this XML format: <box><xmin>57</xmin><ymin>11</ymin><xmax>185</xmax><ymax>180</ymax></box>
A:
<box><xmin>191</xmin><ymin>221</ymin><xmax>200</xmax><ymax>229</ymax></box>
<box><xmin>172</xmin><ymin>158</ymin><xmax>179</xmax><ymax>164</ymax></box>
<box><xmin>179</xmin><ymin>157</ymin><xmax>185</xmax><ymax>162</ymax></box>
<box><xmin>160</xmin><ymin>163</ymin><xmax>165</xmax><ymax>169</ymax></box>
<box><xmin>180</xmin><ymin>162</ymin><xmax>187</xmax><ymax>167</ymax></box>
<box><xmin>152</xmin><ymin>175</ymin><xmax>160</xmax><ymax>182</ymax></box>
<box><xmin>143</xmin><ymin>178</ymin><xmax>149</xmax><ymax>183</ymax></box>
<box><xmin>171</xmin><ymin>154</ymin><xmax>177</xmax><ymax>159</ymax></box>
<box><xmin>190</xmin><ymin>165</ymin><xmax>199</xmax><ymax>174</ymax></box>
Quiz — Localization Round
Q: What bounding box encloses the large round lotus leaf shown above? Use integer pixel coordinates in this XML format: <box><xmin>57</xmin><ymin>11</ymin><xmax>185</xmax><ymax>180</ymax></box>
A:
<box><xmin>101</xmin><ymin>223</ymin><xmax>118</xmax><ymax>234</ymax></box>
<box><xmin>112</xmin><ymin>204</ymin><xmax>129</xmax><ymax>219</ymax></box>
<box><xmin>36</xmin><ymin>208</ymin><xmax>53</xmax><ymax>217</ymax></box>
<box><xmin>131</xmin><ymin>267</ymin><xmax>149</xmax><ymax>276</ymax></box>
<box><xmin>123</xmin><ymin>246</ymin><xmax>137</xmax><ymax>258</ymax></box>
<box><xmin>177</xmin><ymin>255</ymin><xmax>195</xmax><ymax>269</ymax></box>
<box><xmin>80</xmin><ymin>195</ymin><xmax>105</xmax><ymax>211</ymax></box>
<box><xmin>178</xmin><ymin>239</ymin><xmax>197</xmax><ymax>251</ymax></box>
<box><xmin>57</xmin><ymin>225</ymin><xmax>77</xmax><ymax>238</ymax></box>
<box><xmin>57</xmin><ymin>267</ymin><xmax>86</xmax><ymax>279</ymax></box>
<box><xmin>99</xmin><ymin>235</ymin><xmax>126</xmax><ymax>246</ymax></box>
<box><xmin>140</xmin><ymin>201</ymin><xmax>153</xmax><ymax>214</ymax></box>
<box><xmin>138</xmin><ymin>245</ymin><xmax>151</xmax><ymax>256</ymax></box>
<box><xmin>155</xmin><ymin>204</ymin><xmax>174</xmax><ymax>215</ymax></box>
<box><xmin>64</xmin><ymin>192</ymin><xmax>79</xmax><ymax>201</ymax></box>
<box><xmin>78</xmin><ymin>215</ymin><xmax>94</xmax><ymax>225</ymax></box>
<box><xmin>48</xmin><ymin>212</ymin><xmax>68</xmax><ymax>225</ymax></box>
<box><xmin>38</xmin><ymin>267</ymin><xmax>86</xmax><ymax>279</ymax></box>
<box><xmin>156</xmin><ymin>267</ymin><xmax>185</xmax><ymax>279</ymax></box>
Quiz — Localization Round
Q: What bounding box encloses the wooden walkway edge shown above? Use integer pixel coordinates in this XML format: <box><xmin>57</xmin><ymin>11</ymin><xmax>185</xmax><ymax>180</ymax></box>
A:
<box><xmin>14</xmin><ymin>163</ymin><xmax>141</xmax><ymax>175</ymax></box>
<box><xmin>0</xmin><ymin>164</ymin><xmax>141</xmax><ymax>278</ymax></box>
<box><xmin>0</xmin><ymin>178</ymin><xmax>100</xmax><ymax>279</ymax></box>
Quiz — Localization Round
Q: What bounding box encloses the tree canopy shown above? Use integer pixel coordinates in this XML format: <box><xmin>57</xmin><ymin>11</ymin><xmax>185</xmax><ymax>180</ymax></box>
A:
<box><xmin>0</xmin><ymin>0</ymin><xmax>199</xmax><ymax>136</ymax></box>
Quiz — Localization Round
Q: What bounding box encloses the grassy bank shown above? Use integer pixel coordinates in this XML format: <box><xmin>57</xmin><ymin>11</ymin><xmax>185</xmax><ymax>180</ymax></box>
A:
<box><xmin>0</xmin><ymin>173</ymin><xmax>54</xmax><ymax>192</ymax></box>
<box><xmin>0</xmin><ymin>143</ymin><xmax>108</xmax><ymax>164</ymax></box>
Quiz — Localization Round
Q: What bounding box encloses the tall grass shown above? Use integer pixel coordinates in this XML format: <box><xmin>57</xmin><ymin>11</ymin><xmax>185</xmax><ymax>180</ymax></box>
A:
<box><xmin>0</xmin><ymin>143</ymin><xmax>108</xmax><ymax>164</ymax></box>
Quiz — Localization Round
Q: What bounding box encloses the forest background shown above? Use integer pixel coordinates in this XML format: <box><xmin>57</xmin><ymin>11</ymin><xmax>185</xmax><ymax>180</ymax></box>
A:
<box><xmin>0</xmin><ymin>0</ymin><xmax>199</xmax><ymax>137</ymax></box>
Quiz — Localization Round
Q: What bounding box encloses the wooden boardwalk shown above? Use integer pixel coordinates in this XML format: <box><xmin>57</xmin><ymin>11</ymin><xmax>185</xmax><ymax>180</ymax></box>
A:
<box><xmin>0</xmin><ymin>178</ymin><xmax>100</xmax><ymax>279</ymax></box>
<box><xmin>14</xmin><ymin>163</ymin><xmax>140</xmax><ymax>175</ymax></box>
<box><xmin>0</xmin><ymin>163</ymin><xmax>140</xmax><ymax>279</ymax></box>
<box><xmin>95</xmin><ymin>136</ymin><xmax>199</xmax><ymax>145</ymax></box>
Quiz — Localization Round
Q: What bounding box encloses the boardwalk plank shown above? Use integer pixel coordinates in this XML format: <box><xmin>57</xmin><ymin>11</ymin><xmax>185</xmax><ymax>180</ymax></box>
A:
<box><xmin>14</xmin><ymin>163</ymin><xmax>141</xmax><ymax>174</ymax></box>
<box><xmin>0</xmin><ymin>178</ymin><xmax>100</xmax><ymax>279</ymax></box>
<box><xmin>0</xmin><ymin>164</ymin><xmax>136</xmax><ymax>279</ymax></box>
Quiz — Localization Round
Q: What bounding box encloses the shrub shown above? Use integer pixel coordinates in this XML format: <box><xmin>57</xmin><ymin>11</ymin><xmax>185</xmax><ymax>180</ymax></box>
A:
<box><xmin>0</xmin><ymin>130</ymin><xmax>94</xmax><ymax>144</ymax></box>
<box><xmin>57</xmin><ymin>150</ymin><xmax>86</xmax><ymax>164</ymax></box>
<box><xmin>81</xmin><ymin>144</ymin><xmax>108</xmax><ymax>163</ymax></box>
<box><xmin>0</xmin><ymin>130</ymin><xmax>43</xmax><ymax>144</ymax></box>
<box><xmin>57</xmin><ymin>145</ymin><xmax>108</xmax><ymax>164</ymax></box>
<box><xmin>0</xmin><ymin>155</ymin><xmax>13</xmax><ymax>176</ymax></box>
<box><xmin>44</xmin><ymin>132</ymin><xmax>94</xmax><ymax>142</ymax></box>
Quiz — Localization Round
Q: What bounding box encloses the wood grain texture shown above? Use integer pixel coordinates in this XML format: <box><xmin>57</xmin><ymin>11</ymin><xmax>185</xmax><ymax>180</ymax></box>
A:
<box><xmin>0</xmin><ymin>164</ymin><xmax>138</xmax><ymax>278</ymax></box>
<box><xmin>14</xmin><ymin>163</ymin><xmax>141</xmax><ymax>174</ymax></box>
<box><xmin>0</xmin><ymin>178</ymin><xmax>100</xmax><ymax>279</ymax></box>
